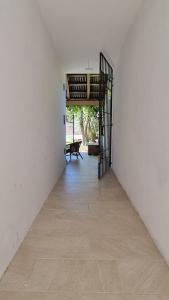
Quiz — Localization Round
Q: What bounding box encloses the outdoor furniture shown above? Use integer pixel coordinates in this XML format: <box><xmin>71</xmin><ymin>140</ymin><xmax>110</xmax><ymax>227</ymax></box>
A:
<box><xmin>66</xmin><ymin>141</ymin><xmax>83</xmax><ymax>160</ymax></box>
<box><xmin>88</xmin><ymin>143</ymin><xmax>99</xmax><ymax>156</ymax></box>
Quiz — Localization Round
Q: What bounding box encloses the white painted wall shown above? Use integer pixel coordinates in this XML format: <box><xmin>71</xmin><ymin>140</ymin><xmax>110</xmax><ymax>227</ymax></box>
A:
<box><xmin>0</xmin><ymin>0</ymin><xmax>65</xmax><ymax>277</ymax></box>
<box><xmin>113</xmin><ymin>0</ymin><xmax>169</xmax><ymax>263</ymax></box>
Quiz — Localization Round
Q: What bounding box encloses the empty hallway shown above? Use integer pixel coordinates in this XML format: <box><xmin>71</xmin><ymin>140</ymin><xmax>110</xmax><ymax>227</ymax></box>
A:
<box><xmin>1</xmin><ymin>0</ymin><xmax>169</xmax><ymax>299</ymax></box>
<box><xmin>0</xmin><ymin>155</ymin><xmax>169</xmax><ymax>299</ymax></box>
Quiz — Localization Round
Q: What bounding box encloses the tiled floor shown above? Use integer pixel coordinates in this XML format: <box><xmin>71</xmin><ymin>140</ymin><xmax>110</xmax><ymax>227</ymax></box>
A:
<box><xmin>0</xmin><ymin>154</ymin><xmax>169</xmax><ymax>299</ymax></box>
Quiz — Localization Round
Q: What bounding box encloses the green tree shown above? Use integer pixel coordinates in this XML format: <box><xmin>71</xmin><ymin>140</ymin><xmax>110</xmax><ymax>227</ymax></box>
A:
<box><xmin>66</xmin><ymin>106</ymin><xmax>99</xmax><ymax>145</ymax></box>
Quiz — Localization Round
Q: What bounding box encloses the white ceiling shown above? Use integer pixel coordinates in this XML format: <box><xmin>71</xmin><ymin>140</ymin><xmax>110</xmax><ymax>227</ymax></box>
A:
<box><xmin>38</xmin><ymin>0</ymin><xmax>143</xmax><ymax>72</ymax></box>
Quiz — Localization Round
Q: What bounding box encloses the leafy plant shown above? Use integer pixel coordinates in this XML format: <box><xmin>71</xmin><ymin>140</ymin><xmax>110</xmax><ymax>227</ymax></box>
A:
<box><xmin>66</xmin><ymin>105</ymin><xmax>99</xmax><ymax>145</ymax></box>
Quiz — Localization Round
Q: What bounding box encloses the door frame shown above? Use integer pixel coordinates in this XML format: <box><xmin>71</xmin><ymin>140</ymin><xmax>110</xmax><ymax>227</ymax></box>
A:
<box><xmin>98</xmin><ymin>52</ymin><xmax>113</xmax><ymax>179</ymax></box>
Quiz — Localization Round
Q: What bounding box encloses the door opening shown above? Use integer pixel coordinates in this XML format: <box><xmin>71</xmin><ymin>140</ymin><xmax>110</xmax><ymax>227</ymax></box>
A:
<box><xmin>65</xmin><ymin>53</ymin><xmax>113</xmax><ymax>178</ymax></box>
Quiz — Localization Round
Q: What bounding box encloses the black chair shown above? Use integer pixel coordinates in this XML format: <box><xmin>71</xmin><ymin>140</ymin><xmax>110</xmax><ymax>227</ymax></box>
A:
<box><xmin>66</xmin><ymin>141</ymin><xmax>83</xmax><ymax>160</ymax></box>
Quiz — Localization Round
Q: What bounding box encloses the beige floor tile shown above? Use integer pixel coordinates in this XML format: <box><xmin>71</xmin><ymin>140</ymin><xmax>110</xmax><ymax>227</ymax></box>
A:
<box><xmin>79</xmin><ymin>260</ymin><xmax>120</xmax><ymax>292</ymax></box>
<box><xmin>88</xmin><ymin>235</ymin><xmax>161</xmax><ymax>261</ymax></box>
<box><xmin>88</xmin><ymin>201</ymin><xmax>137</xmax><ymax>218</ymax></box>
<box><xmin>0</xmin><ymin>257</ymin><xmax>35</xmax><ymax>291</ymax></box>
<box><xmin>31</xmin><ymin>208</ymin><xmax>150</xmax><ymax>239</ymax></box>
<box><xmin>44</xmin><ymin>197</ymin><xmax>90</xmax><ymax>211</ymax></box>
<box><xmin>124</xmin><ymin>296</ymin><xmax>160</xmax><ymax>300</ymax></box>
<box><xmin>118</xmin><ymin>259</ymin><xmax>169</xmax><ymax>295</ymax></box>
<box><xmin>0</xmin><ymin>292</ymin><xmax>160</xmax><ymax>300</ymax></box>
<box><xmin>49</xmin><ymin>188</ymin><xmax>100</xmax><ymax>200</ymax></box>
<box><xmin>97</xmin><ymin>261</ymin><xmax>121</xmax><ymax>292</ymax></box>
<box><xmin>22</xmin><ymin>235</ymin><xmax>90</xmax><ymax>259</ymax></box>
<box><xmin>28</xmin><ymin>218</ymin><xmax>149</xmax><ymax>243</ymax></box>
<box><xmin>0</xmin><ymin>259</ymin><xmax>120</xmax><ymax>293</ymax></box>
<box><xmin>29</xmin><ymin>209</ymin><xmax>96</xmax><ymax>237</ymax></box>
<box><xmin>0</xmin><ymin>154</ymin><xmax>169</xmax><ymax>300</ymax></box>
<box><xmin>0</xmin><ymin>291</ymin><xmax>77</xmax><ymax>300</ymax></box>
<box><xmin>24</xmin><ymin>259</ymin><xmax>57</xmax><ymax>291</ymax></box>
<box><xmin>81</xmin><ymin>295</ymin><xmax>160</xmax><ymax>300</ymax></box>
<box><xmin>80</xmin><ymin>294</ymin><xmax>125</xmax><ymax>300</ymax></box>
<box><xmin>50</xmin><ymin>260</ymin><xmax>103</xmax><ymax>292</ymax></box>
<box><xmin>50</xmin><ymin>259</ymin><xmax>120</xmax><ymax>293</ymax></box>
<box><xmin>86</xmin><ymin>215</ymin><xmax>151</xmax><ymax>238</ymax></box>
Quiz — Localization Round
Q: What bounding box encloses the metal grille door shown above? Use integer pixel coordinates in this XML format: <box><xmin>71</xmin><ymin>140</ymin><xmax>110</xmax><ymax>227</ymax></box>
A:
<box><xmin>98</xmin><ymin>53</ymin><xmax>113</xmax><ymax>179</ymax></box>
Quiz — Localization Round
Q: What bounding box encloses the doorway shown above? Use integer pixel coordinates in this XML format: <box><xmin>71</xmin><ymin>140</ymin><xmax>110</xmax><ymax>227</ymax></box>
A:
<box><xmin>65</xmin><ymin>53</ymin><xmax>113</xmax><ymax>178</ymax></box>
<box><xmin>66</xmin><ymin>105</ymin><xmax>99</xmax><ymax>159</ymax></box>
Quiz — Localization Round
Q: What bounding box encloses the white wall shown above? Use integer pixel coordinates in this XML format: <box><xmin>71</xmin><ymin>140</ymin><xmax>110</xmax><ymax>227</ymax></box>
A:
<box><xmin>0</xmin><ymin>0</ymin><xmax>65</xmax><ymax>277</ymax></box>
<box><xmin>113</xmin><ymin>0</ymin><xmax>169</xmax><ymax>264</ymax></box>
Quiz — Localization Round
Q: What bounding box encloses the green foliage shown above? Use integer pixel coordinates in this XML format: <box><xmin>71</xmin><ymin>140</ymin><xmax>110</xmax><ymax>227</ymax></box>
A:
<box><xmin>66</xmin><ymin>105</ymin><xmax>82</xmax><ymax>122</ymax></box>
<box><xmin>66</xmin><ymin>106</ymin><xmax>99</xmax><ymax>145</ymax></box>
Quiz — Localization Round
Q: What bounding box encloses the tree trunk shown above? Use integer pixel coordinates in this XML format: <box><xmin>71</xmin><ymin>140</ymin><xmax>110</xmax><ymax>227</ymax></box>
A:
<box><xmin>84</xmin><ymin>118</ymin><xmax>90</xmax><ymax>145</ymax></box>
<box><xmin>79</xmin><ymin>111</ymin><xmax>86</xmax><ymax>145</ymax></box>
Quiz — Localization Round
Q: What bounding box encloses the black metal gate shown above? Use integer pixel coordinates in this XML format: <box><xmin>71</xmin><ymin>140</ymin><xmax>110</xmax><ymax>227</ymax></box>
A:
<box><xmin>98</xmin><ymin>52</ymin><xmax>113</xmax><ymax>179</ymax></box>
